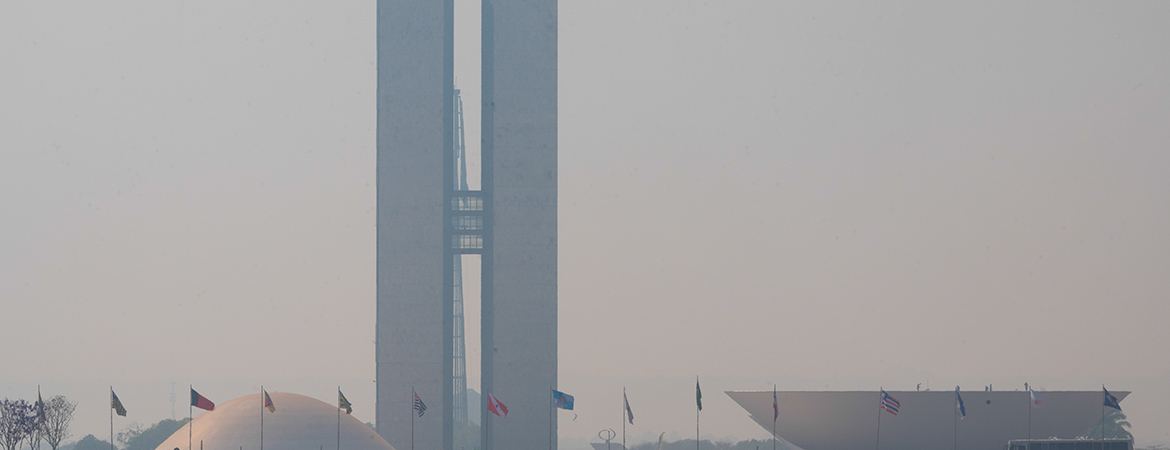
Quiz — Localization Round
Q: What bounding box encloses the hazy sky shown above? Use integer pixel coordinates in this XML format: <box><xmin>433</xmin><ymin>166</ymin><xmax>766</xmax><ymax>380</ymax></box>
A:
<box><xmin>2</xmin><ymin>1</ymin><xmax>1169</xmax><ymax>448</ymax></box>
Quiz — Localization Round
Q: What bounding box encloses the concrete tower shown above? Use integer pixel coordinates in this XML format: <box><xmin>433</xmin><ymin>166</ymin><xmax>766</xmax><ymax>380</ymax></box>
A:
<box><xmin>375</xmin><ymin>0</ymin><xmax>556</xmax><ymax>449</ymax></box>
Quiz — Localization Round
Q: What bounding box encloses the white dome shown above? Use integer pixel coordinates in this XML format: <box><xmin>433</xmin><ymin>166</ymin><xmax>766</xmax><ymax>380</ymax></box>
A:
<box><xmin>155</xmin><ymin>392</ymin><xmax>395</xmax><ymax>450</ymax></box>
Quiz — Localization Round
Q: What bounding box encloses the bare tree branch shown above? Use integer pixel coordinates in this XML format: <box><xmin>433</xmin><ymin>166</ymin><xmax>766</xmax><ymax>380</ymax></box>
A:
<box><xmin>42</xmin><ymin>396</ymin><xmax>77</xmax><ymax>450</ymax></box>
<box><xmin>116</xmin><ymin>422</ymin><xmax>145</xmax><ymax>447</ymax></box>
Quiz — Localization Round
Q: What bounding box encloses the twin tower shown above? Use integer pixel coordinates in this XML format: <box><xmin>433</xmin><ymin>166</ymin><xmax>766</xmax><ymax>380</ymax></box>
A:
<box><xmin>374</xmin><ymin>1</ymin><xmax>557</xmax><ymax>450</ymax></box>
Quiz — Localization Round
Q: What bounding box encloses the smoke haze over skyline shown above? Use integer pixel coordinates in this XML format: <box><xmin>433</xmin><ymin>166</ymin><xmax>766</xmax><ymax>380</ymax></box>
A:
<box><xmin>2</xmin><ymin>1</ymin><xmax>1168</xmax><ymax>448</ymax></box>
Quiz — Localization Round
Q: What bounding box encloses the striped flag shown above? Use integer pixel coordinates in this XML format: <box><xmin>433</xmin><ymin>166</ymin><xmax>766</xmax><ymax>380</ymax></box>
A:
<box><xmin>880</xmin><ymin>390</ymin><xmax>900</xmax><ymax>415</ymax></box>
<box><xmin>338</xmin><ymin>389</ymin><xmax>353</xmax><ymax>415</ymax></box>
<box><xmin>263</xmin><ymin>389</ymin><xmax>275</xmax><ymax>413</ymax></box>
<box><xmin>111</xmin><ymin>389</ymin><xmax>127</xmax><ymax>417</ymax></box>
<box><xmin>955</xmin><ymin>387</ymin><xmax>966</xmax><ymax>418</ymax></box>
<box><xmin>413</xmin><ymin>392</ymin><xmax>427</xmax><ymax>417</ymax></box>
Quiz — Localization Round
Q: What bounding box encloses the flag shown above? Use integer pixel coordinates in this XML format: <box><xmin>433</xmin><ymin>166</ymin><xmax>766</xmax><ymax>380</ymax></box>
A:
<box><xmin>413</xmin><ymin>392</ymin><xmax>427</xmax><ymax>417</ymax></box>
<box><xmin>338</xmin><ymin>389</ymin><xmax>353</xmax><ymax>415</ymax></box>
<box><xmin>623</xmin><ymin>391</ymin><xmax>633</xmax><ymax>424</ymax></box>
<box><xmin>111</xmin><ymin>389</ymin><xmax>127</xmax><ymax>417</ymax></box>
<box><xmin>658</xmin><ymin>432</ymin><xmax>665</xmax><ymax>450</ymax></box>
<box><xmin>955</xmin><ymin>387</ymin><xmax>966</xmax><ymax>418</ymax></box>
<box><xmin>880</xmin><ymin>390</ymin><xmax>900</xmax><ymax>415</ymax></box>
<box><xmin>1103</xmin><ymin>387</ymin><xmax>1122</xmax><ymax>410</ymax></box>
<box><xmin>37</xmin><ymin>388</ymin><xmax>46</xmax><ymax>422</ymax></box>
<box><xmin>191</xmin><ymin>388</ymin><xmax>215</xmax><ymax>411</ymax></box>
<box><xmin>487</xmin><ymin>393</ymin><xmax>508</xmax><ymax>417</ymax></box>
<box><xmin>1029</xmin><ymin>389</ymin><xmax>1043</xmax><ymax>408</ymax></box>
<box><xmin>773</xmin><ymin>388</ymin><xmax>779</xmax><ymax>421</ymax></box>
<box><xmin>263</xmin><ymin>390</ymin><xmax>275</xmax><ymax>413</ymax></box>
<box><xmin>696</xmin><ymin>379</ymin><xmax>703</xmax><ymax>411</ymax></box>
<box><xmin>552</xmin><ymin>390</ymin><xmax>574</xmax><ymax>411</ymax></box>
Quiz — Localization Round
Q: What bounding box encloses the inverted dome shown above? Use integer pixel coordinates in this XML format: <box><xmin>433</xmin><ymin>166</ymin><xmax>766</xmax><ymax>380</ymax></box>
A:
<box><xmin>154</xmin><ymin>392</ymin><xmax>395</xmax><ymax>450</ymax></box>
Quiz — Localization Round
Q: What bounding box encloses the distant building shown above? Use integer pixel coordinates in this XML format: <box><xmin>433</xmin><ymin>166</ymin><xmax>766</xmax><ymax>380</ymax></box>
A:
<box><xmin>375</xmin><ymin>1</ymin><xmax>557</xmax><ymax>450</ymax></box>
<box><xmin>727</xmin><ymin>390</ymin><xmax>1129</xmax><ymax>450</ymax></box>
<box><xmin>154</xmin><ymin>393</ymin><xmax>395</xmax><ymax>450</ymax></box>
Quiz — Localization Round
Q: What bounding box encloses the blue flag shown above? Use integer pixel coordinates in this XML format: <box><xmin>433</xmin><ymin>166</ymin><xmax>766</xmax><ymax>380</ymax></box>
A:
<box><xmin>552</xmin><ymin>390</ymin><xmax>574</xmax><ymax>410</ymax></box>
<box><xmin>1103</xmin><ymin>387</ymin><xmax>1121</xmax><ymax>410</ymax></box>
<box><xmin>955</xmin><ymin>387</ymin><xmax>966</xmax><ymax>418</ymax></box>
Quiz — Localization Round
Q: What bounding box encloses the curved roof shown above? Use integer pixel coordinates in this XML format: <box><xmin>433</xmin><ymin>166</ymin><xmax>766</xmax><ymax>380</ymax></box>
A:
<box><xmin>154</xmin><ymin>392</ymin><xmax>395</xmax><ymax>450</ymax></box>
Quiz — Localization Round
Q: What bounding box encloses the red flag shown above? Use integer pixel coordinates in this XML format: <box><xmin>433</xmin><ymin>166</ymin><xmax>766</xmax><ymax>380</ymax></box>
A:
<box><xmin>487</xmin><ymin>393</ymin><xmax>508</xmax><ymax>417</ymax></box>
<box><xmin>191</xmin><ymin>388</ymin><xmax>215</xmax><ymax>411</ymax></box>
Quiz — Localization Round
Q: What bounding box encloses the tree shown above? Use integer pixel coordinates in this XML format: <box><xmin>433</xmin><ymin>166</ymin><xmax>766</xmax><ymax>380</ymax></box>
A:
<box><xmin>43</xmin><ymin>396</ymin><xmax>77</xmax><ymax>450</ymax></box>
<box><xmin>70</xmin><ymin>435</ymin><xmax>112</xmax><ymax>450</ymax></box>
<box><xmin>1078</xmin><ymin>409</ymin><xmax>1134</xmax><ymax>440</ymax></box>
<box><xmin>121</xmin><ymin>419</ymin><xmax>188</xmax><ymax>450</ymax></box>
<box><xmin>27</xmin><ymin>413</ymin><xmax>45</xmax><ymax>450</ymax></box>
<box><xmin>115</xmin><ymin>422</ymin><xmax>145</xmax><ymax>447</ymax></box>
<box><xmin>0</xmin><ymin>400</ymin><xmax>35</xmax><ymax>450</ymax></box>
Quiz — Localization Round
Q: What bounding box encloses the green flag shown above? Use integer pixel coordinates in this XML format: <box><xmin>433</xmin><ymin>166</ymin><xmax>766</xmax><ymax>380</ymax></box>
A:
<box><xmin>696</xmin><ymin>378</ymin><xmax>703</xmax><ymax>411</ymax></box>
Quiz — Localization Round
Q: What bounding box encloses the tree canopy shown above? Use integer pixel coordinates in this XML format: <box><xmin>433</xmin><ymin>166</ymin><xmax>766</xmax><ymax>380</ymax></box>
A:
<box><xmin>120</xmin><ymin>419</ymin><xmax>190</xmax><ymax>450</ymax></box>
<box><xmin>70</xmin><ymin>435</ymin><xmax>112</xmax><ymax>450</ymax></box>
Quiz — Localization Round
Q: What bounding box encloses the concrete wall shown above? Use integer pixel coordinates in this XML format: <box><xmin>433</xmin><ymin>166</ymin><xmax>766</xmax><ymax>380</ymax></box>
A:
<box><xmin>377</xmin><ymin>0</ymin><xmax>555</xmax><ymax>447</ymax></box>
<box><xmin>375</xmin><ymin>0</ymin><xmax>453</xmax><ymax>449</ymax></box>
<box><xmin>482</xmin><ymin>0</ymin><xmax>558</xmax><ymax>449</ymax></box>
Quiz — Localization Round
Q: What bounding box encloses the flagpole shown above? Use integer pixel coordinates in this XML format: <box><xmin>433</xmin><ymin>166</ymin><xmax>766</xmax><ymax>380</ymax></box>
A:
<box><xmin>875</xmin><ymin>389</ymin><xmax>882</xmax><ymax>450</ymax></box>
<box><xmin>547</xmin><ymin>385</ymin><xmax>552</xmax><ymax>448</ymax></box>
<box><xmin>337</xmin><ymin>386</ymin><xmax>342</xmax><ymax>450</ymax></box>
<box><xmin>953</xmin><ymin>394</ymin><xmax>958</xmax><ymax>450</ymax></box>
<box><xmin>772</xmin><ymin>385</ymin><xmax>777</xmax><ymax>450</ymax></box>
<box><xmin>1028</xmin><ymin>390</ymin><xmax>1032</xmax><ymax>441</ymax></box>
<box><xmin>189</xmin><ymin>385</ymin><xmax>193</xmax><ymax>450</ymax></box>
<box><xmin>411</xmin><ymin>387</ymin><xmax>415</xmax><ymax>450</ymax></box>
<box><xmin>110</xmin><ymin>387</ymin><xmax>114</xmax><ymax>450</ymax></box>
<box><xmin>1101</xmin><ymin>386</ymin><xmax>1105</xmax><ymax>440</ymax></box>
<box><xmin>696</xmin><ymin>377</ymin><xmax>700</xmax><ymax>450</ymax></box>
<box><xmin>622</xmin><ymin>387</ymin><xmax>627</xmax><ymax>450</ymax></box>
<box><xmin>260</xmin><ymin>386</ymin><xmax>264</xmax><ymax>450</ymax></box>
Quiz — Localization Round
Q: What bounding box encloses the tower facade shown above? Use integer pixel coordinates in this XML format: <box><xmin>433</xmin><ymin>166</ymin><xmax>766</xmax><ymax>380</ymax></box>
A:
<box><xmin>376</xmin><ymin>1</ymin><xmax>556</xmax><ymax>449</ymax></box>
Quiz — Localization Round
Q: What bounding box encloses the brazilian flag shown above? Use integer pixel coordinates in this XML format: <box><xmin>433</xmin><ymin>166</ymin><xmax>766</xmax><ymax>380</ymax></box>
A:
<box><xmin>111</xmin><ymin>389</ymin><xmax>127</xmax><ymax>417</ymax></box>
